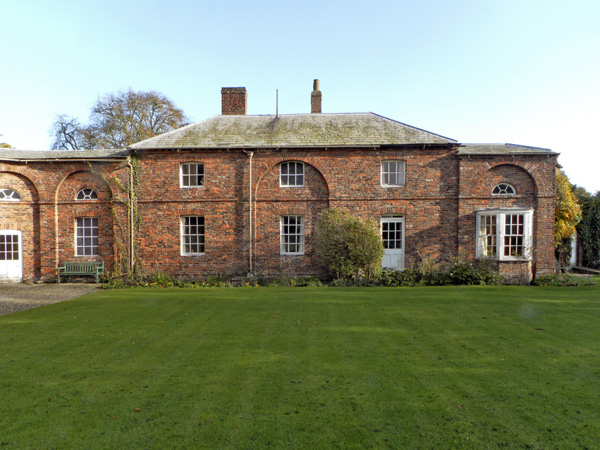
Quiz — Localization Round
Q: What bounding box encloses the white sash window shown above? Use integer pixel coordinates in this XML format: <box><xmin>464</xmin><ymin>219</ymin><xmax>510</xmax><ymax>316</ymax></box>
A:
<box><xmin>476</xmin><ymin>210</ymin><xmax>533</xmax><ymax>260</ymax></box>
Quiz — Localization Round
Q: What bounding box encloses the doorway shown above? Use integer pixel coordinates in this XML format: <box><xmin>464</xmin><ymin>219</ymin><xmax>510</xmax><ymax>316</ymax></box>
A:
<box><xmin>381</xmin><ymin>216</ymin><xmax>404</xmax><ymax>270</ymax></box>
<box><xmin>0</xmin><ymin>231</ymin><xmax>23</xmax><ymax>282</ymax></box>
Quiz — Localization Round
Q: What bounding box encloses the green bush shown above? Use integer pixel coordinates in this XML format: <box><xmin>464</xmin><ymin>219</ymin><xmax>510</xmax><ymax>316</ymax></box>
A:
<box><xmin>314</xmin><ymin>209</ymin><xmax>384</xmax><ymax>279</ymax></box>
<box><xmin>333</xmin><ymin>256</ymin><xmax>502</xmax><ymax>287</ymax></box>
<box><xmin>531</xmin><ymin>273</ymin><xmax>597</xmax><ymax>287</ymax></box>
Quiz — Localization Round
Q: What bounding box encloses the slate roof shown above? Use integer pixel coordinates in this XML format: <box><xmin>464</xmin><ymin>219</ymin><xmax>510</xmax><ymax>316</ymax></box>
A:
<box><xmin>458</xmin><ymin>144</ymin><xmax>557</xmax><ymax>156</ymax></box>
<box><xmin>0</xmin><ymin>149</ymin><xmax>129</xmax><ymax>161</ymax></box>
<box><xmin>129</xmin><ymin>113</ymin><xmax>458</xmax><ymax>150</ymax></box>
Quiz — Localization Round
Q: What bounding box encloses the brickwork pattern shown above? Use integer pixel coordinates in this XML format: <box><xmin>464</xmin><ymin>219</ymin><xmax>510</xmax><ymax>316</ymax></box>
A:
<box><xmin>0</xmin><ymin>161</ymin><xmax>128</xmax><ymax>281</ymax></box>
<box><xmin>0</xmin><ymin>147</ymin><xmax>558</xmax><ymax>283</ymax></box>
<box><xmin>221</xmin><ymin>87</ymin><xmax>247</xmax><ymax>116</ymax></box>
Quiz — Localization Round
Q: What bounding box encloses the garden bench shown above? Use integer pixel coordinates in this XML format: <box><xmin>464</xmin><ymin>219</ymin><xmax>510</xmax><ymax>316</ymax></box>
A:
<box><xmin>57</xmin><ymin>261</ymin><xmax>104</xmax><ymax>284</ymax></box>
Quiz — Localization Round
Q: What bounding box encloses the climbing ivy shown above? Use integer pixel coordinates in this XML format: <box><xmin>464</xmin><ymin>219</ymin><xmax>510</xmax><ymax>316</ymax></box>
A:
<box><xmin>88</xmin><ymin>156</ymin><xmax>141</xmax><ymax>278</ymax></box>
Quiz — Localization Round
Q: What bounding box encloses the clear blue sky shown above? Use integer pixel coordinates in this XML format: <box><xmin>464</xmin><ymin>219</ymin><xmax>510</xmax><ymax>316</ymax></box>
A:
<box><xmin>2</xmin><ymin>0</ymin><xmax>599</xmax><ymax>192</ymax></box>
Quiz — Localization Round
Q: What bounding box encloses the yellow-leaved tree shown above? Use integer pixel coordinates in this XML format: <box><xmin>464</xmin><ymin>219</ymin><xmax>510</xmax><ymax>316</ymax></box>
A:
<box><xmin>555</xmin><ymin>170</ymin><xmax>582</xmax><ymax>267</ymax></box>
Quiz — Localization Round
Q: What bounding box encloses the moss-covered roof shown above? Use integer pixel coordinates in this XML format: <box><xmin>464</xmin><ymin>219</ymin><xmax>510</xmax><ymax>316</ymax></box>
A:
<box><xmin>458</xmin><ymin>143</ymin><xmax>557</xmax><ymax>156</ymax></box>
<box><xmin>0</xmin><ymin>149</ymin><xmax>129</xmax><ymax>161</ymax></box>
<box><xmin>129</xmin><ymin>113</ymin><xmax>458</xmax><ymax>150</ymax></box>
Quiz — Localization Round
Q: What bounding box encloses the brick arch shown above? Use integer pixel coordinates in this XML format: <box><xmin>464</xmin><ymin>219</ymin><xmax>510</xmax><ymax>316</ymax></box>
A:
<box><xmin>0</xmin><ymin>169</ymin><xmax>41</xmax><ymax>281</ymax></box>
<box><xmin>56</xmin><ymin>169</ymin><xmax>115</xmax><ymax>202</ymax></box>
<box><xmin>254</xmin><ymin>157</ymin><xmax>330</xmax><ymax>200</ymax></box>
<box><xmin>487</xmin><ymin>163</ymin><xmax>537</xmax><ymax>196</ymax></box>
<box><xmin>0</xmin><ymin>168</ymin><xmax>40</xmax><ymax>202</ymax></box>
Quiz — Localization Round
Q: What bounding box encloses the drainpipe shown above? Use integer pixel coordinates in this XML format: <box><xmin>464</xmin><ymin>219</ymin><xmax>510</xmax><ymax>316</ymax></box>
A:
<box><xmin>245</xmin><ymin>150</ymin><xmax>255</xmax><ymax>275</ymax></box>
<box><xmin>127</xmin><ymin>159</ymin><xmax>135</xmax><ymax>274</ymax></box>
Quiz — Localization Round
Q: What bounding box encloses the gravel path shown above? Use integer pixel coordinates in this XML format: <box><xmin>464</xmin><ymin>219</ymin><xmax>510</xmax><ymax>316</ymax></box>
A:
<box><xmin>0</xmin><ymin>284</ymin><xmax>100</xmax><ymax>316</ymax></box>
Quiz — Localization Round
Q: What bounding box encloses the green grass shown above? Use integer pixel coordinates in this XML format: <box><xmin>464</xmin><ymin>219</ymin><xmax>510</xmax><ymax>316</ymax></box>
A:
<box><xmin>1</xmin><ymin>284</ymin><xmax>599</xmax><ymax>449</ymax></box>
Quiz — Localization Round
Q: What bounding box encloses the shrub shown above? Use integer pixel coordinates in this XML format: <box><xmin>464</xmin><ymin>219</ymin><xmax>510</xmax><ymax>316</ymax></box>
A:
<box><xmin>531</xmin><ymin>273</ymin><xmax>597</xmax><ymax>287</ymax></box>
<box><xmin>331</xmin><ymin>256</ymin><xmax>502</xmax><ymax>287</ymax></box>
<box><xmin>314</xmin><ymin>209</ymin><xmax>384</xmax><ymax>279</ymax></box>
<box><xmin>446</xmin><ymin>258</ymin><xmax>502</xmax><ymax>286</ymax></box>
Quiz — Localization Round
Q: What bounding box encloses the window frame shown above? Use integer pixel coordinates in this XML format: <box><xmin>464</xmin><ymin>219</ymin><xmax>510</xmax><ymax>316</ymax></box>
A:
<box><xmin>75</xmin><ymin>217</ymin><xmax>99</xmax><ymax>257</ymax></box>
<box><xmin>76</xmin><ymin>188</ymin><xmax>98</xmax><ymax>200</ymax></box>
<box><xmin>0</xmin><ymin>188</ymin><xmax>21</xmax><ymax>201</ymax></box>
<box><xmin>280</xmin><ymin>215</ymin><xmax>305</xmax><ymax>255</ymax></box>
<box><xmin>180</xmin><ymin>216</ymin><xmax>205</xmax><ymax>256</ymax></box>
<box><xmin>476</xmin><ymin>209</ymin><xmax>533</xmax><ymax>261</ymax></box>
<box><xmin>279</xmin><ymin>162</ymin><xmax>304</xmax><ymax>188</ymax></box>
<box><xmin>180</xmin><ymin>163</ymin><xmax>205</xmax><ymax>188</ymax></box>
<box><xmin>380</xmin><ymin>160</ymin><xmax>406</xmax><ymax>187</ymax></box>
<box><xmin>492</xmin><ymin>183</ymin><xmax>516</xmax><ymax>196</ymax></box>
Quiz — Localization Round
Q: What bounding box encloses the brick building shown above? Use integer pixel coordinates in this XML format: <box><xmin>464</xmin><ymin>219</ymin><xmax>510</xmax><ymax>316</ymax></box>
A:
<box><xmin>0</xmin><ymin>82</ymin><xmax>558</xmax><ymax>283</ymax></box>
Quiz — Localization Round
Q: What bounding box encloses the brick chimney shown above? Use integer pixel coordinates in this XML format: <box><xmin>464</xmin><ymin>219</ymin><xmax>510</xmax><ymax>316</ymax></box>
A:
<box><xmin>311</xmin><ymin>79</ymin><xmax>322</xmax><ymax>114</ymax></box>
<box><xmin>221</xmin><ymin>87</ymin><xmax>247</xmax><ymax>115</ymax></box>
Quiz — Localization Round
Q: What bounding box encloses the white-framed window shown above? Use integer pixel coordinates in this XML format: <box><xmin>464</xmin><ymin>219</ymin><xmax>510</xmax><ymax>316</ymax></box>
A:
<box><xmin>76</xmin><ymin>188</ymin><xmax>98</xmax><ymax>200</ymax></box>
<box><xmin>0</xmin><ymin>188</ymin><xmax>21</xmax><ymax>201</ymax></box>
<box><xmin>280</xmin><ymin>162</ymin><xmax>304</xmax><ymax>187</ymax></box>
<box><xmin>280</xmin><ymin>215</ymin><xmax>304</xmax><ymax>254</ymax></box>
<box><xmin>0</xmin><ymin>232</ymin><xmax>20</xmax><ymax>261</ymax></box>
<box><xmin>181</xmin><ymin>216</ymin><xmax>205</xmax><ymax>255</ymax></box>
<box><xmin>492</xmin><ymin>183</ymin><xmax>516</xmax><ymax>196</ymax></box>
<box><xmin>76</xmin><ymin>217</ymin><xmax>98</xmax><ymax>256</ymax></box>
<box><xmin>380</xmin><ymin>160</ymin><xmax>406</xmax><ymax>187</ymax></box>
<box><xmin>476</xmin><ymin>209</ymin><xmax>533</xmax><ymax>260</ymax></box>
<box><xmin>181</xmin><ymin>163</ymin><xmax>204</xmax><ymax>188</ymax></box>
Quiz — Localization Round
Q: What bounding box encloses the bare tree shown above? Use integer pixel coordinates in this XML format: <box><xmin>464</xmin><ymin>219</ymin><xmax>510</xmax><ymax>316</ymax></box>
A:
<box><xmin>50</xmin><ymin>114</ymin><xmax>84</xmax><ymax>150</ymax></box>
<box><xmin>50</xmin><ymin>89</ymin><xmax>188</xmax><ymax>150</ymax></box>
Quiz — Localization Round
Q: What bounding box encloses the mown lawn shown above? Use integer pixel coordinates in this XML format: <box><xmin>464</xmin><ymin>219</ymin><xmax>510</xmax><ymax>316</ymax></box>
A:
<box><xmin>1</xmin><ymin>284</ymin><xmax>599</xmax><ymax>449</ymax></box>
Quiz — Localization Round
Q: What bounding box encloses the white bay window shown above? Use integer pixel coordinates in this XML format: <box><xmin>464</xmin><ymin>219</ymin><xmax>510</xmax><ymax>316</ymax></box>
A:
<box><xmin>476</xmin><ymin>209</ymin><xmax>533</xmax><ymax>260</ymax></box>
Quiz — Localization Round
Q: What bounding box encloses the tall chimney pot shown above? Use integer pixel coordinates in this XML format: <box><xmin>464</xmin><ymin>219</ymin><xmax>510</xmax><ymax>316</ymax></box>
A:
<box><xmin>221</xmin><ymin>87</ymin><xmax>247</xmax><ymax>115</ymax></box>
<box><xmin>311</xmin><ymin>79</ymin><xmax>322</xmax><ymax>114</ymax></box>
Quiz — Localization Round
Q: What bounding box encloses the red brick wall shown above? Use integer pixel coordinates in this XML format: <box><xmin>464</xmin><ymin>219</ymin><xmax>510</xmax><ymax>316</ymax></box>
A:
<box><xmin>221</xmin><ymin>88</ymin><xmax>247</xmax><ymax>115</ymax></box>
<box><xmin>1</xmin><ymin>147</ymin><xmax>557</xmax><ymax>283</ymax></box>
<box><xmin>56</xmin><ymin>171</ymin><xmax>115</xmax><ymax>268</ymax></box>
<box><xmin>135</xmin><ymin>151</ymin><xmax>248</xmax><ymax>278</ymax></box>
<box><xmin>457</xmin><ymin>155</ymin><xmax>558</xmax><ymax>282</ymax></box>
<box><xmin>0</xmin><ymin>161</ymin><xmax>128</xmax><ymax>282</ymax></box>
<box><xmin>132</xmin><ymin>147</ymin><xmax>462</xmax><ymax>278</ymax></box>
<box><xmin>0</xmin><ymin>171</ymin><xmax>40</xmax><ymax>280</ymax></box>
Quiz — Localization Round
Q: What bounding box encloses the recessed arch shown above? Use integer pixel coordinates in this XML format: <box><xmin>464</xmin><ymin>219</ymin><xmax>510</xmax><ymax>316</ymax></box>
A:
<box><xmin>487</xmin><ymin>163</ymin><xmax>537</xmax><ymax>196</ymax></box>
<box><xmin>255</xmin><ymin>158</ymin><xmax>330</xmax><ymax>201</ymax></box>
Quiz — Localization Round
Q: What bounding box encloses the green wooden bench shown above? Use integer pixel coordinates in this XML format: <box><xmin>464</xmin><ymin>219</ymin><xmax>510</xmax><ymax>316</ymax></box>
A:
<box><xmin>57</xmin><ymin>261</ymin><xmax>104</xmax><ymax>284</ymax></box>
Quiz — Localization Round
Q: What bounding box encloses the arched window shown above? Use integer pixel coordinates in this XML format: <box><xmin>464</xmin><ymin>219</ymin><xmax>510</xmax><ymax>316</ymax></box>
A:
<box><xmin>0</xmin><ymin>189</ymin><xmax>21</xmax><ymax>201</ymax></box>
<box><xmin>492</xmin><ymin>183</ymin><xmax>516</xmax><ymax>196</ymax></box>
<box><xmin>76</xmin><ymin>189</ymin><xmax>98</xmax><ymax>200</ymax></box>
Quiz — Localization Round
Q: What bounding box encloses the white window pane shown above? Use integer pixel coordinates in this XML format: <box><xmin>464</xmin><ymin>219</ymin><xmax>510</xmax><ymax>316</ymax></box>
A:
<box><xmin>280</xmin><ymin>162</ymin><xmax>304</xmax><ymax>187</ymax></box>
<box><xmin>281</xmin><ymin>215</ymin><xmax>304</xmax><ymax>254</ymax></box>
<box><xmin>381</xmin><ymin>161</ymin><xmax>405</xmax><ymax>186</ymax></box>
<box><xmin>181</xmin><ymin>216</ymin><xmax>205</xmax><ymax>255</ymax></box>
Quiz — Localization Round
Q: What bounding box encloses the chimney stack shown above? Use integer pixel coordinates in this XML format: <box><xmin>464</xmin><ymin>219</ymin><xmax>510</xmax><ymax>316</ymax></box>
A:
<box><xmin>311</xmin><ymin>79</ymin><xmax>322</xmax><ymax>114</ymax></box>
<box><xmin>221</xmin><ymin>87</ymin><xmax>247</xmax><ymax>115</ymax></box>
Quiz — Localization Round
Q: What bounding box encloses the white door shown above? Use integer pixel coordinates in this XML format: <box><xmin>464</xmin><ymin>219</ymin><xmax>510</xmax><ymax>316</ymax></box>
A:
<box><xmin>0</xmin><ymin>231</ymin><xmax>23</xmax><ymax>282</ymax></box>
<box><xmin>381</xmin><ymin>217</ymin><xmax>404</xmax><ymax>270</ymax></box>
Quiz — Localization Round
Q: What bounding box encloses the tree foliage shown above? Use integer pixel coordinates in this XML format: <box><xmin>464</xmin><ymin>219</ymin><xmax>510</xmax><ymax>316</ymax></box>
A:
<box><xmin>555</xmin><ymin>171</ymin><xmax>582</xmax><ymax>244</ymax></box>
<box><xmin>0</xmin><ymin>143</ymin><xmax>12</xmax><ymax>149</ymax></box>
<box><xmin>577</xmin><ymin>191</ymin><xmax>600</xmax><ymax>268</ymax></box>
<box><xmin>554</xmin><ymin>171</ymin><xmax>582</xmax><ymax>266</ymax></box>
<box><xmin>51</xmin><ymin>89</ymin><xmax>188</xmax><ymax>150</ymax></box>
<box><xmin>313</xmin><ymin>209</ymin><xmax>384</xmax><ymax>279</ymax></box>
